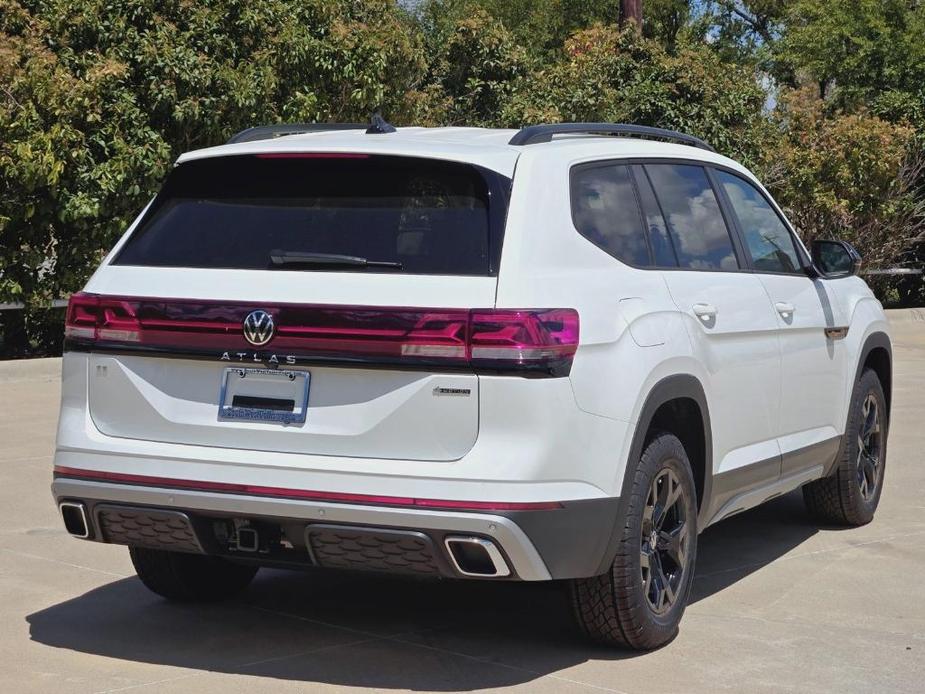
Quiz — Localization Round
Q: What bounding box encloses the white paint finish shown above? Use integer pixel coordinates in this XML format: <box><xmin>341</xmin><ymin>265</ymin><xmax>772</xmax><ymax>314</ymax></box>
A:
<box><xmin>756</xmin><ymin>273</ymin><xmax>851</xmax><ymax>441</ymax></box>
<box><xmin>87</xmin><ymin>355</ymin><xmax>480</xmax><ymax>462</ymax></box>
<box><xmin>54</xmin><ymin>128</ymin><xmax>891</xmax><ymax>546</ymax></box>
<box><xmin>177</xmin><ymin>128</ymin><xmax>522</xmax><ymax>177</ymax></box>
<box><xmin>85</xmin><ymin>266</ymin><xmax>498</xmax><ymax>308</ymax></box>
<box><xmin>618</xmin><ymin>297</ymin><xmax>666</xmax><ymax>346</ymax></box>
<box><xmin>58</xmin><ymin>353</ymin><xmax>619</xmax><ymax>499</ymax></box>
<box><xmin>716</xmin><ymin>438</ymin><xmax>782</xmax><ymax>475</ymax></box>
<box><xmin>660</xmin><ymin>270</ymin><xmax>782</xmax><ymax>481</ymax></box>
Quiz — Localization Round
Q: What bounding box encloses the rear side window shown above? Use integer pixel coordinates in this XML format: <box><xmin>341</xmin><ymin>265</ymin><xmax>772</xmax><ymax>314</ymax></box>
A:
<box><xmin>114</xmin><ymin>154</ymin><xmax>506</xmax><ymax>276</ymax></box>
<box><xmin>645</xmin><ymin>164</ymin><xmax>739</xmax><ymax>271</ymax></box>
<box><xmin>715</xmin><ymin>170</ymin><xmax>802</xmax><ymax>274</ymax></box>
<box><xmin>571</xmin><ymin>164</ymin><xmax>649</xmax><ymax>266</ymax></box>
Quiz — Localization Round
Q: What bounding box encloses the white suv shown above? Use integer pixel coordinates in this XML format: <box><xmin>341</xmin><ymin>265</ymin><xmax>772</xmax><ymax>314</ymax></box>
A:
<box><xmin>52</xmin><ymin>121</ymin><xmax>891</xmax><ymax>650</ymax></box>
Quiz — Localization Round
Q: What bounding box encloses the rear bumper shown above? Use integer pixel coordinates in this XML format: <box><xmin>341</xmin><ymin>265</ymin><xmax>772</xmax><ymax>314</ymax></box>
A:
<box><xmin>52</xmin><ymin>477</ymin><xmax>620</xmax><ymax>581</ymax></box>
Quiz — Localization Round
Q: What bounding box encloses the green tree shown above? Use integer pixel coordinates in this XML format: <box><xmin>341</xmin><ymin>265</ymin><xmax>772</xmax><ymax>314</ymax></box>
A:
<box><xmin>0</xmin><ymin>0</ymin><xmax>427</xmax><ymax>313</ymax></box>
<box><xmin>778</xmin><ymin>0</ymin><xmax>925</xmax><ymax>109</ymax></box>
<box><xmin>759</xmin><ymin>88</ymin><xmax>924</xmax><ymax>276</ymax></box>
<box><xmin>417</xmin><ymin>0</ymin><xmax>622</xmax><ymax>57</ymax></box>
<box><xmin>501</xmin><ymin>25</ymin><xmax>774</xmax><ymax>166</ymax></box>
<box><xmin>417</xmin><ymin>9</ymin><xmax>527</xmax><ymax>125</ymax></box>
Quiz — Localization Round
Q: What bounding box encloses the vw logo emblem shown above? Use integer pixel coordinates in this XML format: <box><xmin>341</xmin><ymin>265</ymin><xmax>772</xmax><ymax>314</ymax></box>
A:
<box><xmin>242</xmin><ymin>310</ymin><xmax>275</xmax><ymax>346</ymax></box>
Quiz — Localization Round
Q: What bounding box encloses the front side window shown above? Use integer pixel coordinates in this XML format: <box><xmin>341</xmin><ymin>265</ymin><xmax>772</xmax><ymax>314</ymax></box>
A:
<box><xmin>646</xmin><ymin>164</ymin><xmax>739</xmax><ymax>271</ymax></box>
<box><xmin>571</xmin><ymin>164</ymin><xmax>650</xmax><ymax>266</ymax></box>
<box><xmin>715</xmin><ymin>171</ymin><xmax>802</xmax><ymax>274</ymax></box>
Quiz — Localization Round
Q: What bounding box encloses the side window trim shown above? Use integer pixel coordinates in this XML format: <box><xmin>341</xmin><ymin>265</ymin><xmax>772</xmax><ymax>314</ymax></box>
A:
<box><xmin>703</xmin><ymin>166</ymin><xmax>750</xmax><ymax>272</ymax></box>
<box><xmin>707</xmin><ymin>166</ymin><xmax>810</xmax><ymax>275</ymax></box>
<box><xmin>631</xmin><ymin>164</ymin><xmax>680</xmax><ymax>268</ymax></box>
<box><xmin>629</xmin><ymin>166</ymin><xmax>656</xmax><ymax>267</ymax></box>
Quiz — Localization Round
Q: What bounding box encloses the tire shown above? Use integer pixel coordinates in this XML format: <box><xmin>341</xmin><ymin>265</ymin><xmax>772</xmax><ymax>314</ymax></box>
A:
<box><xmin>129</xmin><ymin>546</ymin><xmax>258</xmax><ymax>601</ymax></box>
<box><xmin>570</xmin><ymin>432</ymin><xmax>698</xmax><ymax>650</ymax></box>
<box><xmin>803</xmin><ymin>368</ymin><xmax>888</xmax><ymax>526</ymax></box>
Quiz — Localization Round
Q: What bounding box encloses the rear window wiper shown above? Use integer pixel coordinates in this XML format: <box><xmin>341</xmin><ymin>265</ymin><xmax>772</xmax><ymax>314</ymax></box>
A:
<box><xmin>269</xmin><ymin>251</ymin><xmax>403</xmax><ymax>270</ymax></box>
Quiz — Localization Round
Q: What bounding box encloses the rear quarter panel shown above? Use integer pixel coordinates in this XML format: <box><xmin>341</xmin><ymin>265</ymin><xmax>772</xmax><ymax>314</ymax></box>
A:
<box><xmin>495</xmin><ymin>149</ymin><xmax>702</xmax><ymax>498</ymax></box>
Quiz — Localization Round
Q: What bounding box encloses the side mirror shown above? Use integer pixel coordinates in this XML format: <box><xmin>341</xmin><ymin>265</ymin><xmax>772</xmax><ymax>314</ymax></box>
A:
<box><xmin>811</xmin><ymin>240</ymin><xmax>862</xmax><ymax>278</ymax></box>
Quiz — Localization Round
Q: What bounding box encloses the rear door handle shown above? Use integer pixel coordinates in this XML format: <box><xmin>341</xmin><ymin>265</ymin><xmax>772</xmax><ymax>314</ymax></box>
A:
<box><xmin>692</xmin><ymin>303</ymin><xmax>717</xmax><ymax>322</ymax></box>
<box><xmin>775</xmin><ymin>302</ymin><xmax>795</xmax><ymax>319</ymax></box>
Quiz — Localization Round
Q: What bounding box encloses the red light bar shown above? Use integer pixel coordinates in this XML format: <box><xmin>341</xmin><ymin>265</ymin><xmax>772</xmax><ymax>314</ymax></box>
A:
<box><xmin>65</xmin><ymin>293</ymin><xmax>579</xmax><ymax>375</ymax></box>
<box><xmin>53</xmin><ymin>466</ymin><xmax>564</xmax><ymax>511</ymax></box>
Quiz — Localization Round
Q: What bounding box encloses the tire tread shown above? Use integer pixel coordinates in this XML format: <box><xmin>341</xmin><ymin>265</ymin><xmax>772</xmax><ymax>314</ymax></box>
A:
<box><xmin>570</xmin><ymin>432</ymin><xmax>697</xmax><ymax>650</ymax></box>
<box><xmin>802</xmin><ymin>368</ymin><xmax>887</xmax><ymax>527</ymax></box>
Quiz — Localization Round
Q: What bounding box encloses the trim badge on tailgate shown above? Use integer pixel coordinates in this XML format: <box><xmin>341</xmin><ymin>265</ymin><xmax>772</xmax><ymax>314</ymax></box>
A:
<box><xmin>433</xmin><ymin>387</ymin><xmax>471</xmax><ymax>397</ymax></box>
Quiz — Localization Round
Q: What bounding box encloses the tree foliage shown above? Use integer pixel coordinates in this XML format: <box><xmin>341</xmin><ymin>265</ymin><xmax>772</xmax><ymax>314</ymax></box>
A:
<box><xmin>1</xmin><ymin>0</ymin><xmax>425</xmax><ymax>309</ymax></box>
<box><xmin>3</xmin><ymin>0</ymin><xmax>925</xmax><ymax>340</ymax></box>
<box><xmin>760</xmin><ymin>89</ymin><xmax>924</xmax><ymax>271</ymax></box>
<box><xmin>500</xmin><ymin>25</ymin><xmax>774</xmax><ymax>166</ymax></box>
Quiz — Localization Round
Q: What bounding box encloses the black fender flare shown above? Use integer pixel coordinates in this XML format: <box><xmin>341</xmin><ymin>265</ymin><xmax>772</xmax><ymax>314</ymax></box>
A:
<box><xmin>593</xmin><ymin>374</ymin><xmax>713</xmax><ymax>575</ymax></box>
<box><xmin>820</xmin><ymin>330</ymin><xmax>893</xmax><ymax>478</ymax></box>
<box><xmin>855</xmin><ymin>331</ymin><xmax>892</xmax><ymax>412</ymax></box>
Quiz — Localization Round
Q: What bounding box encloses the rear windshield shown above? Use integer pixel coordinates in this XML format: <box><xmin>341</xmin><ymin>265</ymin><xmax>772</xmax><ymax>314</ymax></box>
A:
<box><xmin>114</xmin><ymin>154</ymin><xmax>508</xmax><ymax>276</ymax></box>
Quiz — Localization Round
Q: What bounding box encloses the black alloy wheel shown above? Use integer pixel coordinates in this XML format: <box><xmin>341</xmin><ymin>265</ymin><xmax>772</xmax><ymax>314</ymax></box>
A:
<box><xmin>856</xmin><ymin>392</ymin><xmax>883</xmax><ymax>501</ymax></box>
<box><xmin>641</xmin><ymin>468</ymin><xmax>691</xmax><ymax>615</ymax></box>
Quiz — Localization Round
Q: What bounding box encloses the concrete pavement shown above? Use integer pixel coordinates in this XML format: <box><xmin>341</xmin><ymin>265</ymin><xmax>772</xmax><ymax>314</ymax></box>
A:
<box><xmin>2</xmin><ymin>310</ymin><xmax>924</xmax><ymax>693</ymax></box>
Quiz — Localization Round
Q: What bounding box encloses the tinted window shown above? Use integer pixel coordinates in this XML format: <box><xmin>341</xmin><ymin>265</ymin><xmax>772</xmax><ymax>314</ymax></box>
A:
<box><xmin>716</xmin><ymin>171</ymin><xmax>802</xmax><ymax>274</ymax></box>
<box><xmin>633</xmin><ymin>165</ymin><xmax>679</xmax><ymax>267</ymax></box>
<box><xmin>571</xmin><ymin>164</ymin><xmax>650</xmax><ymax>266</ymax></box>
<box><xmin>115</xmin><ymin>155</ymin><xmax>502</xmax><ymax>276</ymax></box>
<box><xmin>646</xmin><ymin>164</ymin><xmax>739</xmax><ymax>270</ymax></box>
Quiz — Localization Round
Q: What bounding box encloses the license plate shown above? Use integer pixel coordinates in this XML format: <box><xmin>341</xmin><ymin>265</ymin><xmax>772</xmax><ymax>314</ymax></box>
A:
<box><xmin>218</xmin><ymin>367</ymin><xmax>310</xmax><ymax>425</ymax></box>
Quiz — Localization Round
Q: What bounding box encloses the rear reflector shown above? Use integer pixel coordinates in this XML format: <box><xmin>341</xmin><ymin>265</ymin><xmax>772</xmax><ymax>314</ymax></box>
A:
<box><xmin>53</xmin><ymin>467</ymin><xmax>564</xmax><ymax>511</ymax></box>
<box><xmin>65</xmin><ymin>293</ymin><xmax>579</xmax><ymax>376</ymax></box>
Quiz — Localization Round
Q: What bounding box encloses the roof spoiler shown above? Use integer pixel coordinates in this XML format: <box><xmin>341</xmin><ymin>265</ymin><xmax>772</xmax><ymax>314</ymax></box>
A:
<box><xmin>227</xmin><ymin>113</ymin><xmax>398</xmax><ymax>144</ymax></box>
<box><xmin>508</xmin><ymin>123</ymin><xmax>716</xmax><ymax>152</ymax></box>
<box><xmin>226</xmin><ymin>123</ymin><xmax>366</xmax><ymax>145</ymax></box>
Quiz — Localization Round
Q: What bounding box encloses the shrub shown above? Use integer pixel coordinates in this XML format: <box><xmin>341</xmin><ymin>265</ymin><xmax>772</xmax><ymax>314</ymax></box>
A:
<box><xmin>500</xmin><ymin>25</ymin><xmax>775</xmax><ymax>166</ymax></box>
<box><xmin>759</xmin><ymin>88</ymin><xmax>925</xmax><ymax>280</ymax></box>
<box><xmin>0</xmin><ymin>0</ymin><xmax>426</xmax><ymax>309</ymax></box>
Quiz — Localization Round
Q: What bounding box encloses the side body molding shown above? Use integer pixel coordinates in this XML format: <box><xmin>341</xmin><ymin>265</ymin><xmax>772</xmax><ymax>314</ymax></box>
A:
<box><xmin>594</xmin><ymin>374</ymin><xmax>713</xmax><ymax>575</ymax></box>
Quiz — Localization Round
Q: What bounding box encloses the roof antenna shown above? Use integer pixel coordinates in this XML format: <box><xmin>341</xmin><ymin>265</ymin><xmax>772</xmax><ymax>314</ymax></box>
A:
<box><xmin>366</xmin><ymin>112</ymin><xmax>396</xmax><ymax>135</ymax></box>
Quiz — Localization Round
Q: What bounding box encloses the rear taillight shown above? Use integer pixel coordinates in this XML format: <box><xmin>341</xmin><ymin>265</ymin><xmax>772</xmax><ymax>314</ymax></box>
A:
<box><xmin>65</xmin><ymin>293</ymin><xmax>143</xmax><ymax>343</ymax></box>
<box><xmin>469</xmin><ymin>309</ymin><xmax>578</xmax><ymax>371</ymax></box>
<box><xmin>65</xmin><ymin>293</ymin><xmax>579</xmax><ymax>376</ymax></box>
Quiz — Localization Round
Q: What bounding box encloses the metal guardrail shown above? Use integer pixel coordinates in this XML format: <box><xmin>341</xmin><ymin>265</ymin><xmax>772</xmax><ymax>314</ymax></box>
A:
<box><xmin>0</xmin><ymin>300</ymin><xmax>69</xmax><ymax>311</ymax></box>
<box><xmin>863</xmin><ymin>268</ymin><xmax>922</xmax><ymax>276</ymax></box>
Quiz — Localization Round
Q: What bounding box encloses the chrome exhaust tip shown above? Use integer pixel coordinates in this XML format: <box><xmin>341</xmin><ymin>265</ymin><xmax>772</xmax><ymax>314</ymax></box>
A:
<box><xmin>444</xmin><ymin>536</ymin><xmax>511</xmax><ymax>577</ymax></box>
<box><xmin>59</xmin><ymin>501</ymin><xmax>90</xmax><ymax>539</ymax></box>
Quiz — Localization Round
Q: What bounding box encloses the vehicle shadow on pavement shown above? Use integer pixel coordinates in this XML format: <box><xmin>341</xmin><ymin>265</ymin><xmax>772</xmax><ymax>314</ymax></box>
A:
<box><xmin>26</xmin><ymin>490</ymin><xmax>819</xmax><ymax>689</ymax></box>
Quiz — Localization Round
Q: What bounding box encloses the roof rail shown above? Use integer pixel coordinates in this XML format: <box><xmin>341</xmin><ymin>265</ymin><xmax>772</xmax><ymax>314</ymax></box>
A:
<box><xmin>226</xmin><ymin>123</ymin><xmax>366</xmax><ymax>145</ymax></box>
<box><xmin>508</xmin><ymin>123</ymin><xmax>716</xmax><ymax>152</ymax></box>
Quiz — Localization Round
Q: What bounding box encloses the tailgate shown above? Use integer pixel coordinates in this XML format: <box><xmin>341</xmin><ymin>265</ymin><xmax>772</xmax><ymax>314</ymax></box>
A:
<box><xmin>87</xmin><ymin>354</ymin><xmax>481</xmax><ymax>461</ymax></box>
<box><xmin>76</xmin><ymin>151</ymin><xmax>509</xmax><ymax>462</ymax></box>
